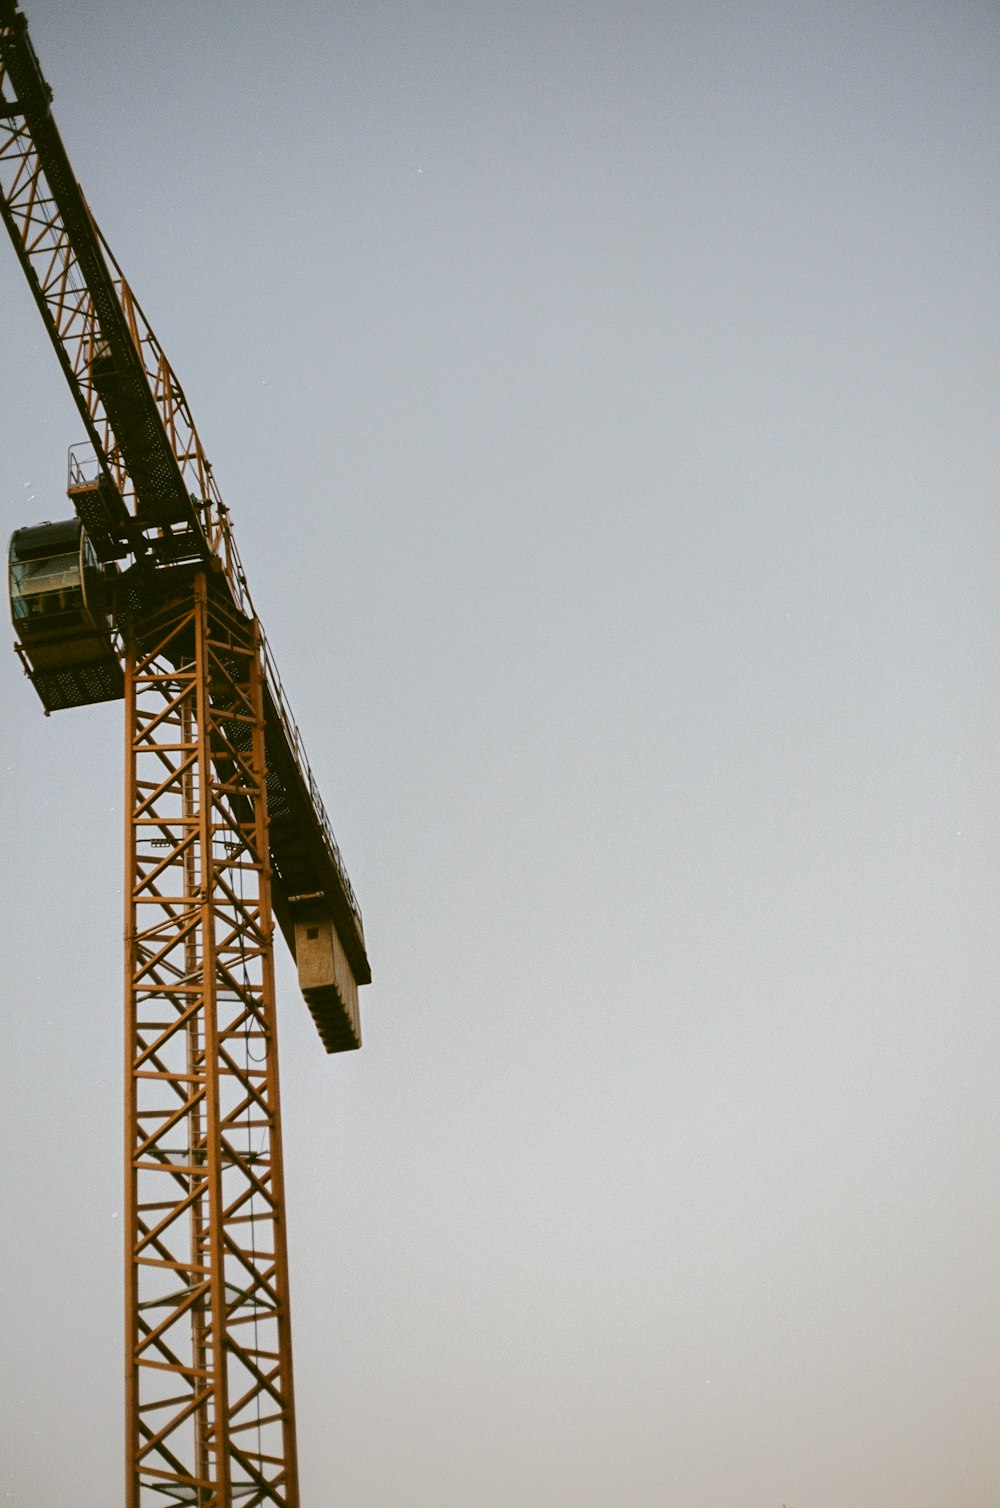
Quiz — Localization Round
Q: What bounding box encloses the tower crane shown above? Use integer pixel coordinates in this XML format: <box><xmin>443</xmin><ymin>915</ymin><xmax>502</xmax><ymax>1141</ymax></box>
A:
<box><xmin>0</xmin><ymin>4</ymin><xmax>371</xmax><ymax>1503</ymax></box>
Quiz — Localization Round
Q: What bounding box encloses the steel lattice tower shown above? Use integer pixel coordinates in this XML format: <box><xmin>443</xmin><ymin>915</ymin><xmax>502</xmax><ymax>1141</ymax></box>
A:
<box><xmin>124</xmin><ymin>575</ymin><xmax>299</xmax><ymax>1506</ymax></box>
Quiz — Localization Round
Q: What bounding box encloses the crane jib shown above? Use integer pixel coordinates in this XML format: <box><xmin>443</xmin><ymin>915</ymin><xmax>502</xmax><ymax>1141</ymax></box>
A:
<box><xmin>0</xmin><ymin>1</ymin><xmax>205</xmax><ymax>548</ymax></box>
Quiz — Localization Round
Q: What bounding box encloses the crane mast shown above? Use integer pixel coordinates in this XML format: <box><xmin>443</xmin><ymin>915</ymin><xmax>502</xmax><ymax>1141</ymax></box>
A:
<box><xmin>0</xmin><ymin>5</ymin><xmax>371</xmax><ymax>1504</ymax></box>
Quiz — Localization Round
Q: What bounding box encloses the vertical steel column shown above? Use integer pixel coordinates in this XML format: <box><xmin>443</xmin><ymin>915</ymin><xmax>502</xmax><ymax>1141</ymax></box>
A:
<box><xmin>124</xmin><ymin>571</ymin><xmax>299</xmax><ymax>1507</ymax></box>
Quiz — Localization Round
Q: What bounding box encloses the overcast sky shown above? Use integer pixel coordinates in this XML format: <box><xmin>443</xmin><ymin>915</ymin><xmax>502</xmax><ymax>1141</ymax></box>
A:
<box><xmin>1</xmin><ymin>2</ymin><xmax>998</xmax><ymax>1505</ymax></box>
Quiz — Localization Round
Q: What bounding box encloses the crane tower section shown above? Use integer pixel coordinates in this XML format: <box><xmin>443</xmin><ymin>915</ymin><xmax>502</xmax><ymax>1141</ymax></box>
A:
<box><xmin>124</xmin><ymin>576</ymin><xmax>298</xmax><ymax>1504</ymax></box>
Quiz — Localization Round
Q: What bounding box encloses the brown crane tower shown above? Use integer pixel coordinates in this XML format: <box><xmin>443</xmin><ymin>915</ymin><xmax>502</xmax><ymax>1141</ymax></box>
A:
<box><xmin>0</xmin><ymin>5</ymin><xmax>371</xmax><ymax>1503</ymax></box>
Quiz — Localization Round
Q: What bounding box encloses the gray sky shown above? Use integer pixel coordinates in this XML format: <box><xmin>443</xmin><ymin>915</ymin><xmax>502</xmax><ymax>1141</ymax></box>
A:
<box><xmin>1</xmin><ymin>2</ymin><xmax>998</xmax><ymax>1504</ymax></box>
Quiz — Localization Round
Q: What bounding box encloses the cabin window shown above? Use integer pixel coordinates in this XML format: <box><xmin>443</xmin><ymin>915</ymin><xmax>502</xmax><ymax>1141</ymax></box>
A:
<box><xmin>10</xmin><ymin>552</ymin><xmax>85</xmax><ymax>621</ymax></box>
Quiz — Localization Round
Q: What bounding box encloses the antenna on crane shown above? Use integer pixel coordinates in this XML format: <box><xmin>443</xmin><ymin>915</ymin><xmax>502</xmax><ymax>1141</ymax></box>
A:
<box><xmin>0</xmin><ymin>3</ymin><xmax>372</xmax><ymax>1501</ymax></box>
